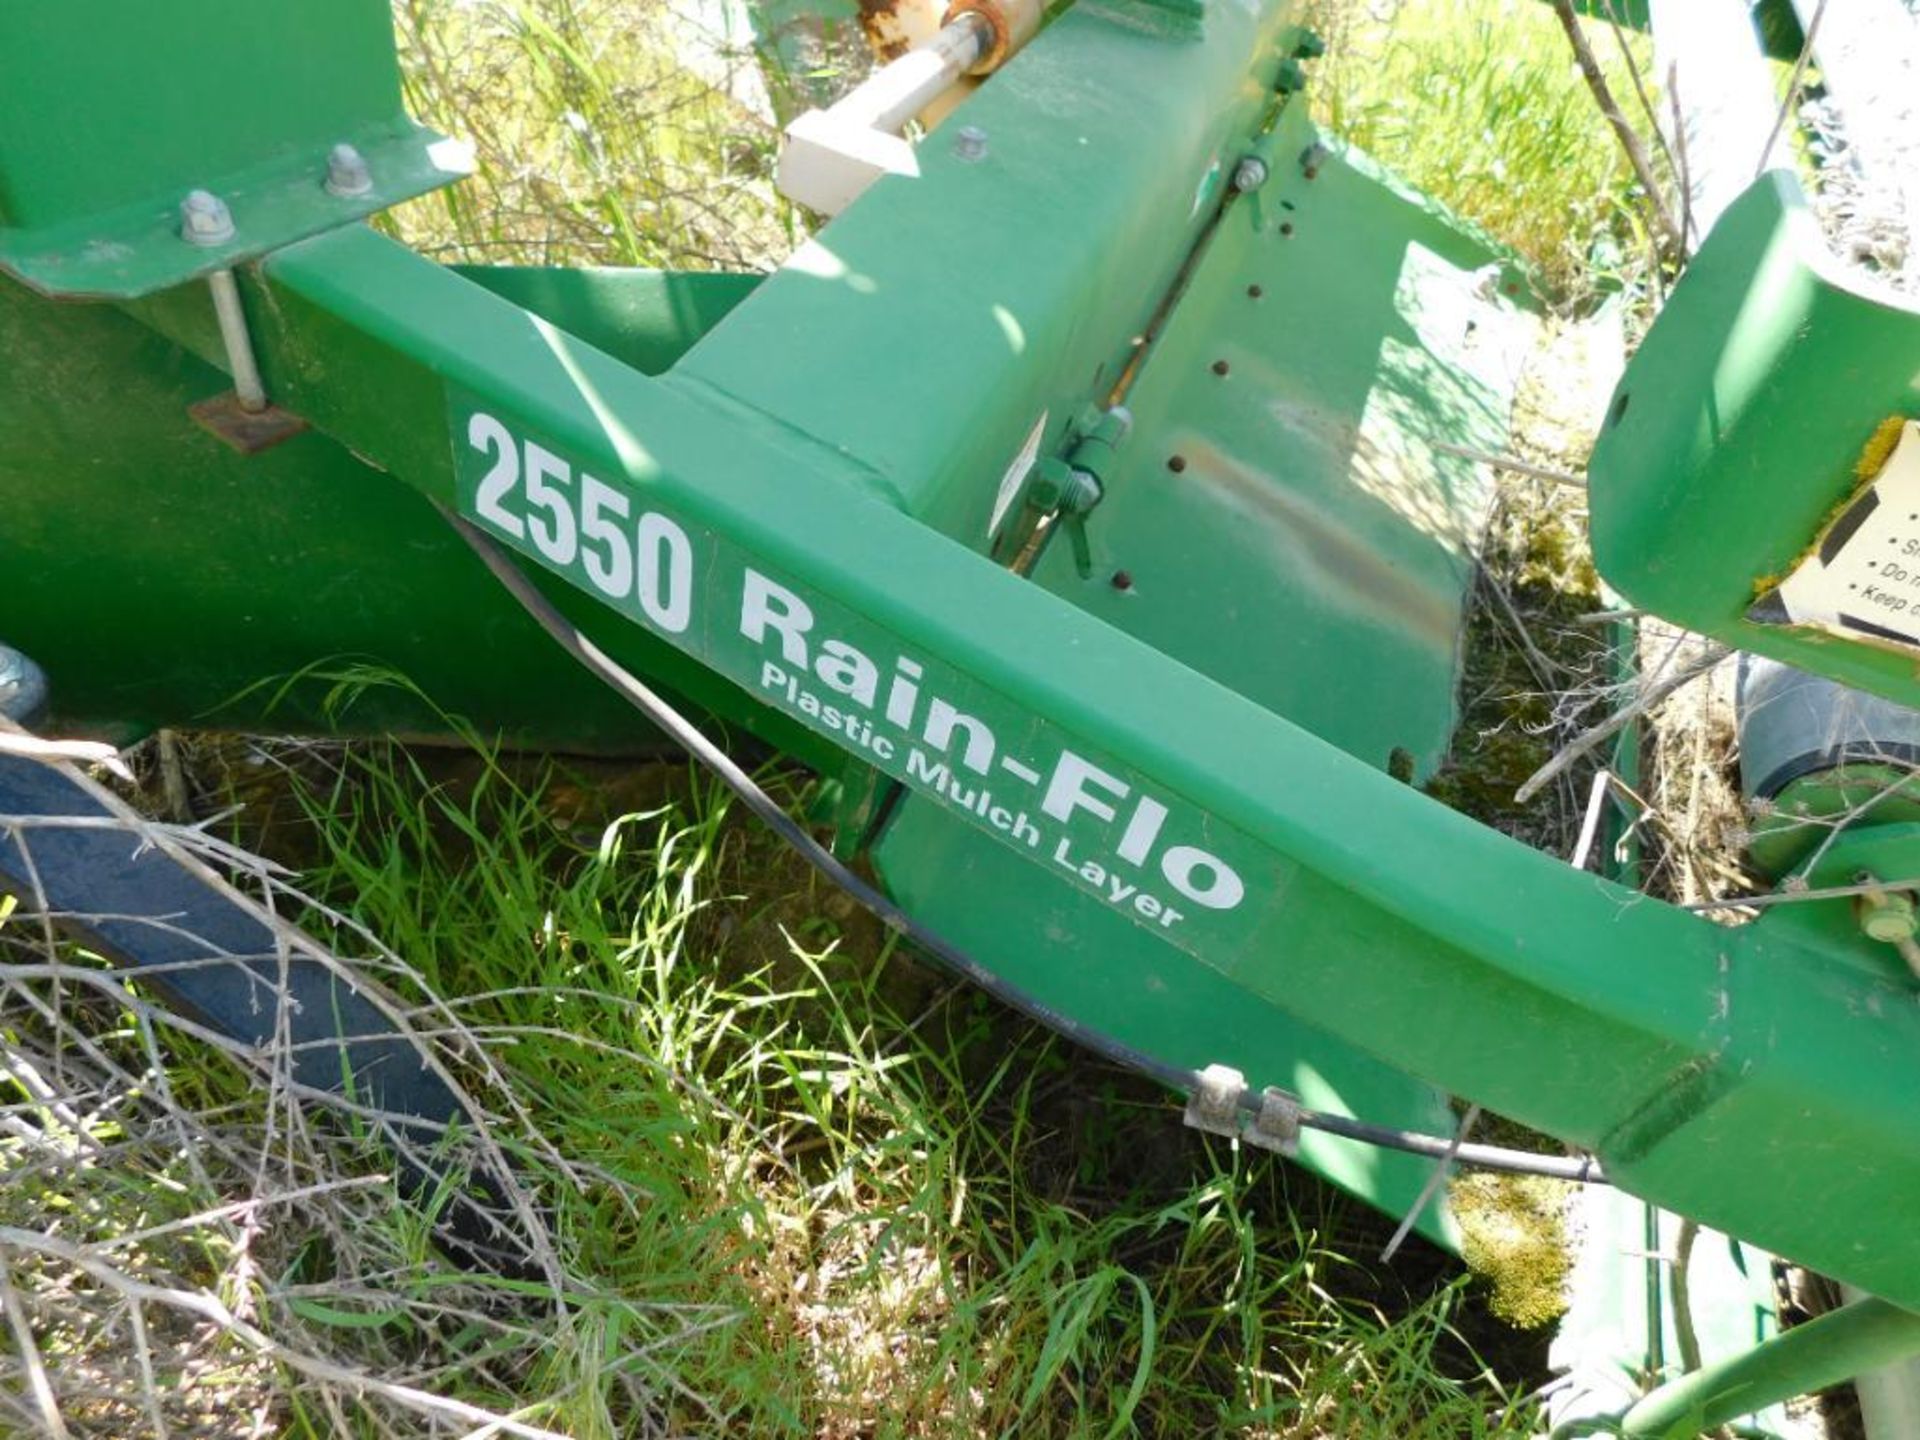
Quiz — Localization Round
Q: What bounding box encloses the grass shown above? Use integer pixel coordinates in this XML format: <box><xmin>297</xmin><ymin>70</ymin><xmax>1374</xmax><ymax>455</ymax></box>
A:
<box><xmin>0</xmin><ymin>0</ymin><xmax>1675</xmax><ymax>1432</ymax></box>
<box><xmin>388</xmin><ymin>0</ymin><xmax>813</xmax><ymax>269</ymax></box>
<box><xmin>2</xmin><ymin>721</ymin><xmax>1540</xmax><ymax>1435</ymax></box>
<box><xmin>1310</xmin><ymin>0</ymin><xmax>1663</xmax><ymax>304</ymax></box>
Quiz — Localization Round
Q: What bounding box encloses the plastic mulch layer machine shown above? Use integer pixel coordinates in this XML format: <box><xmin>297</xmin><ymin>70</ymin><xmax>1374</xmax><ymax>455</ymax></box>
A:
<box><xmin>6</xmin><ymin>2</ymin><xmax>1920</xmax><ymax>1434</ymax></box>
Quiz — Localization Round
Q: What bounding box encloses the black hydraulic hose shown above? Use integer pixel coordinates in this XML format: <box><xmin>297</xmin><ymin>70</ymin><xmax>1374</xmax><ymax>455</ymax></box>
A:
<box><xmin>445</xmin><ymin>508</ymin><xmax>1608</xmax><ymax>1188</ymax></box>
<box><xmin>1300</xmin><ymin>1111</ymin><xmax>1605</xmax><ymax>1183</ymax></box>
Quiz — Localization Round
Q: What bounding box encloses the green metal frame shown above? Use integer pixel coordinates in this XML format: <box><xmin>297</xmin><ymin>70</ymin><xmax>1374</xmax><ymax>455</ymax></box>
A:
<box><xmin>7</xmin><ymin>0</ymin><xmax>1920</xmax><ymax>1382</ymax></box>
<box><xmin>188</xmin><ymin>170</ymin><xmax>1920</xmax><ymax>1313</ymax></box>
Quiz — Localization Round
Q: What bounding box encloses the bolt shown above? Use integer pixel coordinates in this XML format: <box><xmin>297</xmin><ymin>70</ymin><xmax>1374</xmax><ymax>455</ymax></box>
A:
<box><xmin>1300</xmin><ymin>142</ymin><xmax>1329</xmax><ymax>180</ymax></box>
<box><xmin>1293</xmin><ymin>29</ymin><xmax>1326</xmax><ymax>59</ymax></box>
<box><xmin>1111</xmin><ymin>570</ymin><xmax>1134</xmax><ymax>592</ymax></box>
<box><xmin>1167</xmin><ymin>455</ymin><xmax>1188</xmax><ymax>473</ymax></box>
<box><xmin>325</xmin><ymin>142</ymin><xmax>374</xmax><ymax>198</ymax></box>
<box><xmin>1059</xmin><ymin>468</ymin><xmax>1102</xmax><ymax>515</ymax></box>
<box><xmin>953</xmin><ymin>125</ymin><xmax>989</xmax><ymax>163</ymax></box>
<box><xmin>180</xmin><ymin>189</ymin><xmax>235</xmax><ymax>246</ymax></box>
<box><xmin>1030</xmin><ymin>459</ymin><xmax>1101</xmax><ymax>515</ymax></box>
<box><xmin>1275</xmin><ymin>58</ymin><xmax>1308</xmax><ymax>92</ymax></box>
<box><xmin>1859</xmin><ymin>886</ymin><xmax>1919</xmax><ymax>944</ymax></box>
<box><xmin>1279</xmin><ymin>221</ymin><xmax>1295</xmax><ymax>237</ymax></box>
<box><xmin>1232</xmin><ymin>156</ymin><xmax>1269</xmax><ymax>193</ymax></box>
<box><xmin>1211</xmin><ymin>359</ymin><xmax>1230</xmax><ymax>377</ymax></box>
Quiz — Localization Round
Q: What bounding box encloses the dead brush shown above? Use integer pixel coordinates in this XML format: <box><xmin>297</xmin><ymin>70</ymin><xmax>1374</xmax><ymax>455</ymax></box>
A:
<box><xmin>0</xmin><ymin>791</ymin><xmax>677</xmax><ymax>1439</ymax></box>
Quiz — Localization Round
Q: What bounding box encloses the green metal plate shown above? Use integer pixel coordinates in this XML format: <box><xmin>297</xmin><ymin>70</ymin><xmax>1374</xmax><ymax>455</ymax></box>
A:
<box><xmin>0</xmin><ymin>265</ymin><xmax>822</xmax><ymax>760</ymax></box>
<box><xmin>1028</xmin><ymin>106</ymin><xmax>1535</xmax><ymax>777</ymax></box>
<box><xmin>0</xmin><ymin>0</ymin><xmax>467</xmax><ymax>298</ymax></box>
<box><xmin>671</xmin><ymin>0</ymin><xmax>1312</xmax><ymax>534</ymax></box>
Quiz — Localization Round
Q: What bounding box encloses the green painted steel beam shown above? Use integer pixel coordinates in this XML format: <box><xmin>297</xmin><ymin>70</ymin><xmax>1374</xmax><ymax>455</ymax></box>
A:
<box><xmin>670</xmin><ymin>0</ymin><xmax>1303</xmax><ymax>533</ymax></box>
<box><xmin>212</xmin><ymin>215</ymin><xmax>1920</xmax><ymax>1310</ymax></box>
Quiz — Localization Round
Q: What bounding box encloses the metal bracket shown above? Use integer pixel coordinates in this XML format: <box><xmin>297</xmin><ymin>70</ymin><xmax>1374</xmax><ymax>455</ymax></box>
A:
<box><xmin>1243</xmin><ymin>1086</ymin><xmax>1301</xmax><ymax>1156</ymax></box>
<box><xmin>1183</xmin><ymin>1063</ymin><xmax>1247</xmax><ymax>1136</ymax></box>
<box><xmin>1182</xmin><ymin>1065</ymin><xmax>1300</xmax><ymax>1155</ymax></box>
<box><xmin>188</xmin><ymin>393</ymin><xmax>310</xmax><ymax>455</ymax></box>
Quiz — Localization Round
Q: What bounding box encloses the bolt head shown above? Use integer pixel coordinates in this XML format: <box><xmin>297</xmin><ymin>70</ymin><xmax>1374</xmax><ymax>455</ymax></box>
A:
<box><xmin>1862</xmin><ymin>888</ymin><xmax>1920</xmax><ymax>943</ymax></box>
<box><xmin>1232</xmin><ymin>157</ymin><xmax>1269</xmax><ymax>193</ymax></box>
<box><xmin>1062</xmin><ymin>469</ymin><xmax>1102</xmax><ymax>514</ymax></box>
<box><xmin>953</xmin><ymin>125</ymin><xmax>988</xmax><ymax>162</ymax></box>
<box><xmin>325</xmin><ymin>142</ymin><xmax>374</xmax><ymax>198</ymax></box>
<box><xmin>180</xmin><ymin>189</ymin><xmax>235</xmax><ymax>246</ymax></box>
<box><xmin>1865</xmin><ymin>906</ymin><xmax>1919</xmax><ymax>944</ymax></box>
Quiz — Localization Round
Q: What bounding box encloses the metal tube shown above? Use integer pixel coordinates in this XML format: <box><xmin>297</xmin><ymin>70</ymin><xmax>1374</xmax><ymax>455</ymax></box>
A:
<box><xmin>206</xmin><ymin>268</ymin><xmax>268</xmax><ymax>413</ymax></box>
<box><xmin>1842</xmin><ymin>1284</ymin><xmax>1920</xmax><ymax>1440</ymax></box>
<box><xmin>1620</xmin><ymin>1298</ymin><xmax>1920</xmax><ymax>1438</ymax></box>
<box><xmin>835</xmin><ymin>13</ymin><xmax>991</xmax><ymax>133</ymax></box>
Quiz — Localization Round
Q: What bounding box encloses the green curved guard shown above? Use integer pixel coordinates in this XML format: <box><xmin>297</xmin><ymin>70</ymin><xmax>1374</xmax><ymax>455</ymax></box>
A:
<box><xmin>1589</xmin><ymin>174</ymin><xmax>1920</xmax><ymax>708</ymax></box>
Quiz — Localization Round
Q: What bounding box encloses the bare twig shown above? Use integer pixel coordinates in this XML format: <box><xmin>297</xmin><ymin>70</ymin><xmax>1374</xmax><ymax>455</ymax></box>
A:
<box><xmin>1671</xmin><ymin>1216</ymin><xmax>1703</xmax><ymax>1374</ymax></box>
<box><xmin>0</xmin><ymin>1253</ymin><xmax>69</xmax><ymax>1440</ymax></box>
<box><xmin>1549</xmin><ymin>0</ymin><xmax>1685</xmax><ymax>265</ymax></box>
<box><xmin>1755</xmin><ymin>0</ymin><xmax>1828</xmax><ymax>178</ymax></box>
<box><xmin>0</xmin><ymin>1228</ymin><xmax>572</xmax><ymax>1440</ymax></box>
<box><xmin>1515</xmin><ymin>643</ymin><xmax>1731</xmax><ymax>804</ymax></box>
<box><xmin>1433</xmin><ymin>441</ymin><xmax>1587</xmax><ymax>491</ymax></box>
<box><xmin>0</xmin><ymin>734</ymin><xmax>130</xmax><ymax>782</ymax></box>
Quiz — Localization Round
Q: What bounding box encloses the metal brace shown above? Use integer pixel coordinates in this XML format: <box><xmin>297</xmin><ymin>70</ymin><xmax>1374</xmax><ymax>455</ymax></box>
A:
<box><xmin>1183</xmin><ymin>1063</ymin><xmax>1246</xmax><ymax>1137</ymax></box>
<box><xmin>1243</xmin><ymin>1086</ymin><xmax>1301</xmax><ymax>1156</ymax></box>
<box><xmin>1182</xmin><ymin>1064</ymin><xmax>1301</xmax><ymax>1156</ymax></box>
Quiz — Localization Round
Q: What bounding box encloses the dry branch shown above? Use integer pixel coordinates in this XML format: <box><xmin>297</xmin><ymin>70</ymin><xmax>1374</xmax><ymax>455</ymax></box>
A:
<box><xmin>1549</xmin><ymin>0</ymin><xmax>1685</xmax><ymax>265</ymax></box>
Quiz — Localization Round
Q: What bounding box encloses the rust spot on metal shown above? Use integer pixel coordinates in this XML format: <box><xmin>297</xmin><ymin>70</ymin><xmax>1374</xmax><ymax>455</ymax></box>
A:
<box><xmin>1167</xmin><ymin>455</ymin><xmax>1188</xmax><ymax>473</ymax></box>
<box><xmin>1210</xmin><ymin>359</ymin><xmax>1230</xmax><ymax>377</ymax></box>
<box><xmin>857</xmin><ymin>0</ymin><xmax>919</xmax><ymax>61</ymax></box>
<box><xmin>1110</xmin><ymin>569</ymin><xmax>1134</xmax><ymax>591</ymax></box>
<box><xmin>187</xmin><ymin>393</ymin><xmax>308</xmax><ymax>455</ymax></box>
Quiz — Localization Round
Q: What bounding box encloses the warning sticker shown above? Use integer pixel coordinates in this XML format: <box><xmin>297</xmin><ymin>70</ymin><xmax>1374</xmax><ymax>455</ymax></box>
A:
<box><xmin>1752</xmin><ymin>421</ymin><xmax>1920</xmax><ymax>651</ymax></box>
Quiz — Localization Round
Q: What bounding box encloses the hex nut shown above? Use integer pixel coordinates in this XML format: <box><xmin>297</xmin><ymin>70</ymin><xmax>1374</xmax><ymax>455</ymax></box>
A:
<box><xmin>325</xmin><ymin>142</ymin><xmax>374</xmax><ymax>198</ymax></box>
<box><xmin>180</xmin><ymin>189</ymin><xmax>235</xmax><ymax>246</ymax></box>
